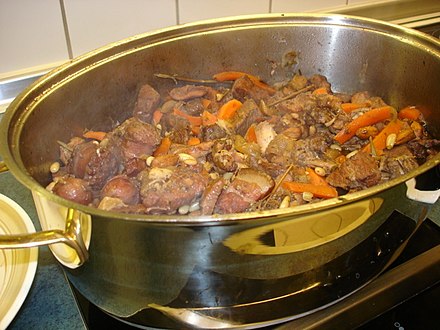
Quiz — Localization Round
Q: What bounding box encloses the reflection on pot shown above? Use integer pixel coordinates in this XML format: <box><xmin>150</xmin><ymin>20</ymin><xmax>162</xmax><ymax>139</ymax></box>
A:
<box><xmin>224</xmin><ymin>198</ymin><xmax>383</xmax><ymax>255</ymax></box>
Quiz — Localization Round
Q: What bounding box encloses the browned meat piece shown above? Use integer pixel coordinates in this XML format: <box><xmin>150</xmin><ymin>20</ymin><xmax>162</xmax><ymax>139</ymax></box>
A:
<box><xmin>291</xmin><ymin>135</ymin><xmax>331</xmax><ymax>161</ymax></box>
<box><xmin>160</xmin><ymin>112</ymin><xmax>191</xmax><ymax>133</ymax></box>
<box><xmin>59</xmin><ymin>136</ymin><xmax>84</xmax><ymax>165</ymax></box>
<box><xmin>265</xmin><ymin>134</ymin><xmax>296</xmax><ymax>165</ymax></box>
<box><xmin>69</xmin><ymin>141</ymin><xmax>98</xmax><ymax>178</ymax></box>
<box><xmin>133</xmin><ymin>84</ymin><xmax>161</xmax><ymax>123</ymax></box>
<box><xmin>350</xmin><ymin>91</ymin><xmax>370</xmax><ymax>104</ymax></box>
<box><xmin>214</xmin><ymin>189</ymin><xmax>252</xmax><ymax>214</ymax></box>
<box><xmin>326</xmin><ymin>151</ymin><xmax>381</xmax><ymax>190</ymax></box>
<box><xmin>175</xmin><ymin>99</ymin><xmax>205</xmax><ymax>116</ymax></box>
<box><xmin>214</xmin><ymin>169</ymin><xmax>274</xmax><ymax>214</ymax></box>
<box><xmin>201</xmin><ymin>123</ymin><xmax>227</xmax><ymax>141</ymax></box>
<box><xmin>276</xmin><ymin>92</ymin><xmax>316</xmax><ymax>113</ymax></box>
<box><xmin>169</xmin><ymin>85</ymin><xmax>208</xmax><ymax>101</ymax></box>
<box><xmin>117</xmin><ymin>118</ymin><xmax>161</xmax><ymax>160</ymax></box>
<box><xmin>231</xmin><ymin>75</ymin><xmax>272</xmax><ymax>103</ymax></box>
<box><xmin>266</xmin><ymin>134</ymin><xmax>334</xmax><ymax>171</ymax></box>
<box><xmin>309</xmin><ymin>74</ymin><xmax>331</xmax><ymax>91</ymax></box>
<box><xmin>408</xmin><ymin>139</ymin><xmax>440</xmax><ymax>163</ymax></box>
<box><xmin>85</xmin><ymin>145</ymin><xmax>122</xmax><ymax>190</ymax></box>
<box><xmin>200</xmin><ymin>178</ymin><xmax>225</xmax><ymax>215</ymax></box>
<box><xmin>125</xmin><ymin>158</ymin><xmax>147</xmax><ymax>177</ymax></box>
<box><xmin>272</xmin><ymin>113</ymin><xmax>305</xmax><ymax>136</ymax></box>
<box><xmin>288</xmin><ymin>74</ymin><xmax>308</xmax><ymax>91</ymax></box>
<box><xmin>168</xmin><ymin>126</ymin><xmax>191</xmax><ymax>144</ymax></box>
<box><xmin>230</xmin><ymin>99</ymin><xmax>264</xmax><ymax>136</ymax></box>
<box><xmin>350</xmin><ymin>91</ymin><xmax>387</xmax><ymax>108</ymax></box>
<box><xmin>381</xmin><ymin>145</ymin><xmax>419</xmax><ymax>179</ymax></box>
<box><xmin>52</xmin><ymin>177</ymin><xmax>92</xmax><ymax>205</ymax></box>
<box><xmin>101</xmin><ymin>175</ymin><xmax>139</xmax><ymax>204</ymax></box>
<box><xmin>140</xmin><ymin>166</ymin><xmax>209</xmax><ymax>214</ymax></box>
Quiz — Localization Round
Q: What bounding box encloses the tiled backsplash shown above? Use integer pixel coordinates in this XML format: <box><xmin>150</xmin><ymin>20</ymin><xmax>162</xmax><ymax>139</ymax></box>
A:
<box><xmin>1</xmin><ymin>0</ymin><xmax>390</xmax><ymax>79</ymax></box>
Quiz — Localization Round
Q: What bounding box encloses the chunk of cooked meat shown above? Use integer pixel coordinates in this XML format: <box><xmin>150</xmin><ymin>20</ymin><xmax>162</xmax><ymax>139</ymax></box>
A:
<box><xmin>169</xmin><ymin>85</ymin><xmax>208</xmax><ymax>101</ymax></box>
<box><xmin>51</xmin><ymin>177</ymin><xmax>92</xmax><ymax>205</ymax></box>
<box><xmin>231</xmin><ymin>75</ymin><xmax>272</xmax><ymax>102</ymax></box>
<box><xmin>139</xmin><ymin>166</ymin><xmax>209</xmax><ymax>214</ymax></box>
<box><xmin>381</xmin><ymin>145</ymin><xmax>419</xmax><ymax>180</ymax></box>
<box><xmin>133</xmin><ymin>84</ymin><xmax>161</xmax><ymax>123</ymax></box>
<box><xmin>101</xmin><ymin>175</ymin><xmax>140</xmax><ymax>205</ymax></box>
<box><xmin>326</xmin><ymin>151</ymin><xmax>381</xmax><ymax>191</ymax></box>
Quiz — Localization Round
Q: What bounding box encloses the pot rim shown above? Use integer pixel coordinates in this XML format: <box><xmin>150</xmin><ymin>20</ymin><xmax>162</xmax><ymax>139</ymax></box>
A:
<box><xmin>1</xmin><ymin>13</ymin><xmax>440</xmax><ymax>224</ymax></box>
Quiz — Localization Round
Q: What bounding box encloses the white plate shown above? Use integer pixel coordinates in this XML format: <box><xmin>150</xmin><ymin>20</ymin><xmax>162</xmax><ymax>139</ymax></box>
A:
<box><xmin>0</xmin><ymin>194</ymin><xmax>38</xmax><ymax>329</ymax></box>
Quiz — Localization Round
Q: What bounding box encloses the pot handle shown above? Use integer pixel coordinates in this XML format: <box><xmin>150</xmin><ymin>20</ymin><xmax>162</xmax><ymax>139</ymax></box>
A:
<box><xmin>0</xmin><ymin>161</ymin><xmax>8</xmax><ymax>174</ymax></box>
<box><xmin>0</xmin><ymin>208</ymin><xmax>89</xmax><ymax>265</ymax></box>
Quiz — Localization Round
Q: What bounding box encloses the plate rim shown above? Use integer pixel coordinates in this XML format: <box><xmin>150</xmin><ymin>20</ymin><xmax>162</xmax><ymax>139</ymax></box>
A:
<box><xmin>0</xmin><ymin>193</ymin><xmax>38</xmax><ymax>329</ymax></box>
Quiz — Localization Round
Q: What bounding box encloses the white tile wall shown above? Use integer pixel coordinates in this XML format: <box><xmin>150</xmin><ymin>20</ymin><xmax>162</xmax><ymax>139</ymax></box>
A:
<box><xmin>271</xmin><ymin>0</ymin><xmax>347</xmax><ymax>13</ymax></box>
<box><xmin>0</xmin><ymin>0</ymin><xmax>403</xmax><ymax>79</ymax></box>
<box><xmin>0</xmin><ymin>0</ymin><xmax>69</xmax><ymax>78</ymax></box>
<box><xmin>64</xmin><ymin>0</ymin><xmax>176</xmax><ymax>57</ymax></box>
<box><xmin>178</xmin><ymin>0</ymin><xmax>270</xmax><ymax>24</ymax></box>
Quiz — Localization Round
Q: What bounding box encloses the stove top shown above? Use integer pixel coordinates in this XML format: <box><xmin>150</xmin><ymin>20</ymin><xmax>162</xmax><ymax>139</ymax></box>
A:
<box><xmin>67</xmin><ymin>216</ymin><xmax>440</xmax><ymax>329</ymax></box>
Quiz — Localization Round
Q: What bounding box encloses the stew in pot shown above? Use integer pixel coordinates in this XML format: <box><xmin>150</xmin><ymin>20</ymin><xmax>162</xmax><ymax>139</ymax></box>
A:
<box><xmin>46</xmin><ymin>71</ymin><xmax>439</xmax><ymax>215</ymax></box>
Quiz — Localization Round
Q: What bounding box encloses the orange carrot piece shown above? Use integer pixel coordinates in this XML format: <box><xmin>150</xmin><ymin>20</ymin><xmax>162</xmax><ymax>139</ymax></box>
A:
<box><xmin>212</xmin><ymin>71</ymin><xmax>276</xmax><ymax>95</ymax></box>
<box><xmin>340</xmin><ymin>103</ymin><xmax>368</xmax><ymax>113</ymax></box>
<box><xmin>244</xmin><ymin>125</ymin><xmax>257</xmax><ymax>143</ymax></box>
<box><xmin>334</xmin><ymin>106</ymin><xmax>394</xmax><ymax>144</ymax></box>
<box><xmin>398</xmin><ymin>106</ymin><xmax>422</xmax><ymax>121</ymax></box>
<box><xmin>201</xmin><ymin>110</ymin><xmax>218</xmax><ymax>126</ymax></box>
<box><xmin>83</xmin><ymin>130</ymin><xmax>107</xmax><ymax>141</ymax></box>
<box><xmin>306</xmin><ymin>168</ymin><xmax>328</xmax><ymax>186</ymax></box>
<box><xmin>282</xmin><ymin>181</ymin><xmax>338</xmax><ymax>199</ymax></box>
<box><xmin>152</xmin><ymin>109</ymin><xmax>163</xmax><ymax>125</ymax></box>
<box><xmin>188</xmin><ymin>137</ymin><xmax>201</xmax><ymax>145</ymax></box>
<box><xmin>173</xmin><ymin>108</ymin><xmax>203</xmax><ymax>126</ymax></box>
<box><xmin>362</xmin><ymin>119</ymin><xmax>404</xmax><ymax>155</ymax></box>
<box><xmin>312</xmin><ymin>87</ymin><xmax>328</xmax><ymax>95</ymax></box>
<box><xmin>201</xmin><ymin>98</ymin><xmax>212</xmax><ymax>109</ymax></box>
<box><xmin>217</xmin><ymin>99</ymin><xmax>243</xmax><ymax>120</ymax></box>
<box><xmin>153</xmin><ymin>136</ymin><xmax>171</xmax><ymax>156</ymax></box>
<box><xmin>191</xmin><ymin>125</ymin><xmax>201</xmax><ymax>135</ymax></box>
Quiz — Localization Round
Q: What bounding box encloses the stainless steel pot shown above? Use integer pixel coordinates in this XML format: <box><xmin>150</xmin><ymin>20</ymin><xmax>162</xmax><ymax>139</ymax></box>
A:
<box><xmin>1</xmin><ymin>14</ymin><xmax>440</xmax><ymax>328</ymax></box>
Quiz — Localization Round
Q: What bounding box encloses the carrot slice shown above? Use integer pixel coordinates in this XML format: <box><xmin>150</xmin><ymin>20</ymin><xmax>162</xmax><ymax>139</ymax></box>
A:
<box><xmin>153</xmin><ymin>136</ymin><xmax>171</xmax><ymax>156</ymax></box>
<box><xmin>398</xmin><ymin>106</ymin><xmax>422</xmax><ymax>121</ymax></box>
<box><xmin>173</xmin><ymin>108</ymin><xmax>203</xmax><ymax>126</ymax></box>
<box><xmin>282</xmin><ymin>181</ymin><xmax>338</xmax><ymax>199</ymax></box>
<box><xmin>152</xmin><ymin>109</ymin><xmax>163</xmax><ymax>125</ymax></box>
<box><xmin>217</xmin><ymin>99</ymin><xmax>243</xmax><ymax>120</ymax></box>
<box><xmin>334</xmin><ymin>106</ymin><xmax>395</xmax><ymax>144</ymax></box>
<box><xmin>212</xmin><ymin>71</ymin><xmax>276</xmax><ymax>95</ymax></box>
<box><xmin>244</xmin><ymin>125</ymin><xmax>257</xmax><ymax>143</ymax></box>
<box><xmin>83</xmin><ymin>130</ymin><xmax>107</xmax><ymax>141</ymax></box>
<box><xmin>201</xmin><ymin>98</ymin><xmax>212</xmax><ymax>109</ymax></box>
<box><xmin>340</xmin><ymin>103</ymin><xmax>368</xmax><ymax>113</ymax></box>
<box><xmin>312</xmin><ymin>87</ymin><xmax>328</xmax><ymax>95</ymax></box>
<box><xmin>188</xmin><ymin>137</ymin><xmax>201</xmax><ymax>145</ymax></box>
<box><xmin>202</xmin><ymin>110</ymin><xmax>218</xmax><ymax>126</ymax></box>
<box><xmin>362</xmin><ymin>119</ymin><xmax>404</xmax><ymax>155</ymax></box>
<box><xmin>306</xmin><ymin>168</ymin><xmax>328</xmax><ymax>186</ymax></box>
